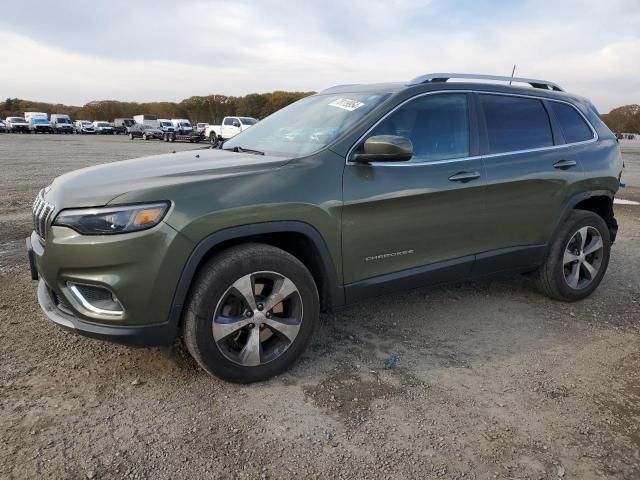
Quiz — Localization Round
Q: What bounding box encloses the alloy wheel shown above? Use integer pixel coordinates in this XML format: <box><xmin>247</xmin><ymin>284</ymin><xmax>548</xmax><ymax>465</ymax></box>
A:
<box><xmin>212</xmin><ymin>271</ymin><xmax>303</xmax><ymax>367</ymax></box>
<box><xmin>563</xmin><ymin>226</ymin><xmax>604</xmax><ymax>289</ymax></box>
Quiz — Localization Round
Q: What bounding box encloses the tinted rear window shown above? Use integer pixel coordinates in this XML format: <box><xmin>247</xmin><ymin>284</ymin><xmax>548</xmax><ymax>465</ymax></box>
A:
<box><xmin>481</xmin><ymin>95</ymin><xmax>553</xmax><ymax>154</ymax></box>
<box><xmin>549</xmin><ymin>102</ymin><xmax>593</xmax><ymax>143</ymax></box>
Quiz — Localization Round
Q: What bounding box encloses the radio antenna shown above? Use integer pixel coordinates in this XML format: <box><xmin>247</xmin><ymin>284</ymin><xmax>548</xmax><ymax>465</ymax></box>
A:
<box><xmin>509</xmin><ymin>64</ymin><xmax>517</xmax><ymax>85</ymax></box>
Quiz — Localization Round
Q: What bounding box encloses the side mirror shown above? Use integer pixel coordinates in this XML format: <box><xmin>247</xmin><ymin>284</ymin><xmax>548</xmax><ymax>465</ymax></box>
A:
<box><xmin>232</xmin><ymin>122</ymin><xmax>240</xmax><ymax>128</ymax></box>
<box><xmin>351</xmin><ymin>135</ymin><xmax>413</xmax><ymax>163</ymax></box>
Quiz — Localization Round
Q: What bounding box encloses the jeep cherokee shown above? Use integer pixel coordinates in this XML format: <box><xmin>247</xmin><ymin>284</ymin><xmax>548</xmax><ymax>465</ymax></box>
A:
<box><xmin>27</xmin><ymin>73</ymin><xmax>623</xmax><ymax>383</ymax></box>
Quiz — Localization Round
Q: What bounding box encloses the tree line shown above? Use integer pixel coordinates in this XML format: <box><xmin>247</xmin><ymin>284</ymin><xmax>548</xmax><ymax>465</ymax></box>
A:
<box><xmin>600</xmin><ymin>104</ymin><xmax>640</xmax><ymax>134</ymax></box>
<box><xmin>1</xmin><ymin>91</ymin><xmax>315</xmax><ymax>124</ymax></box>
<box><xmin>2</xmin><ymin>95</ymin><xmax>639</xmax><ymax>134</ymax></box>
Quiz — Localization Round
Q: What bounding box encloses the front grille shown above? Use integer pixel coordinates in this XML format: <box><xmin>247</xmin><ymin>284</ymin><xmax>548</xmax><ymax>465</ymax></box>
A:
<box><xmin>32</xmin><ymin>189</ymin><xmax>55</xmax><ymax>240</ymax></box>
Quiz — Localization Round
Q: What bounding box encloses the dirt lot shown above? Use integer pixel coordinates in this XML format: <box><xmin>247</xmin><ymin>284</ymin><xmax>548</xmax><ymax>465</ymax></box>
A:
<box><xmin>1</xmin><ymin>135</ymin><xmax>639</xmax><ymax>479</ymax></box>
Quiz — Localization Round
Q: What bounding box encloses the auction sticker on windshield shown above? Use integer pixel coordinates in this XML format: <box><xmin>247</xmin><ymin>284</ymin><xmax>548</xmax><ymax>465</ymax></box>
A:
<box><xmin>328</xmin><ymin>98</ymin><xmax>365</xmax><ymax>111</ymax></box>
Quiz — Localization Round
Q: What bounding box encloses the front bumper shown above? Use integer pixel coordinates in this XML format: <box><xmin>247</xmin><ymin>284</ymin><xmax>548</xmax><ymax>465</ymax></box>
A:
<box><xmin>36</xmin><ymin>279</ymin><xmax>177</xmax><ymax>346</ymax></box>
<box><xmin>26</xmin><ymin>222</ymin><xmax>194</xmax><ymax>347</ymax></box>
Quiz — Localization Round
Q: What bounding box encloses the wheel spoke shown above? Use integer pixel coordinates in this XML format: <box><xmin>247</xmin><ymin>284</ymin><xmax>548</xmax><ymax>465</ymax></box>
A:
<box><xmin>582</xmin><ymin>260</ymin><xmax>598</xmax><ymax>279</ymax></box>
<box><xmin>230</xmin><ymin>274</ymin><xmax>257</xmax><ymax>310</ymax></box>
<box><xmin>264</xmin><ymin>277</ymin><xmax>298</xmax><ymax>312</ymax></box>
<box><xmin>238</xmin><ymin>327</ymin><xmax>261</xmax><ymax>366</ymax></box>
<box><xmin>577</xmin><ymin>227</ymin><xmax>589</xmax><ymax>252</ymax></box>
<box><xmin>566</xmin><ymin>262</ymin><xmax>580</xmax><ymax>288</ymax></box>
<box><xmin>563</xmin><ymin>250</ymin><xmax>580</xmax><ymax>266</ymax></box>
<box><xmin>212</xmin><ymin>316</ymin><xmax>251</xmax><ymax>341</ymax></box>
<box><xmin>263</xmin><ymin>317</ymin><xmax>301</xmax><ymax>343</ymax></box>
<box><xmin>583</xmin><ymin>235</ymin><xmax>603</xmax><ymax>256</ymax></box>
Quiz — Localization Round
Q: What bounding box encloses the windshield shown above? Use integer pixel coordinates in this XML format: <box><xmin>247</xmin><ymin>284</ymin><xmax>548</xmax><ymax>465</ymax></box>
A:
<box><xmin>123</xmin><ymin>119</ymin><xmax>134</xmax><ymax>126</ymax></box>
<box><xmin>161</xmin><ymin>121</ymin><xmax>172</xmax><ymax>127</ymax></box>
<box><xmin>57</xmin><ymin>118</ymin><xmax>70</xmax><ymax>123</ymax></box>
<box><xmin>239</xmin><ymin>117</ymin><xmax>257</xmax><ymax>125</ymax></box>
<box><xmin>9</xmin><ymin>117</ymin><xmax>25</xmax><ymax>122</ymax></box>
<box><xmin>180</xmin><ymin>121</ymin><xmax>191</xmax><ymax>127</ymax></box>
<box><xmin>96</xmin><ymin>122</ymin><xmax>110</xmax><ymax>127</ymax></box>
<box><xmin>82</xmin><ymin>121</ymin><xmax>92</xmax><ymax>126</ymax></box>
<box><xmin>33</xmin><ymin>118</ymin><xmax>49</xmax><ymax>124</ymax></box>
<box><xmin>224</xmin><ymin>93</ymin><xmax>390</xmax><ymax>156</ymax></box>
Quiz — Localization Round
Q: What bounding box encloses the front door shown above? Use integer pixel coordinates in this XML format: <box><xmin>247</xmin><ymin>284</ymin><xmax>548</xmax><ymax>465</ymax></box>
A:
<box><xmin>341</xmin><ymin>92</ymin><xmax>486</xmax><ymax>297</ymax></box>
<box><xmin>222</xmin><ymin>117</ymin><xmax>241</xmax><ymax>138</ymax></box>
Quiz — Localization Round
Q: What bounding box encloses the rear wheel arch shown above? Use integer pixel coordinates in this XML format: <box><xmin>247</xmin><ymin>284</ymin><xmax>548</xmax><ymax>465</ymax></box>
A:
<box><xmin>169</xmin><ymin>222</ymin><xmax>344</xmax><ymax>333</ymax></box>
<box><xmin>572</xmin><ymin>194</ymin><xmax>617</xmax><ymax>243</ymax></box>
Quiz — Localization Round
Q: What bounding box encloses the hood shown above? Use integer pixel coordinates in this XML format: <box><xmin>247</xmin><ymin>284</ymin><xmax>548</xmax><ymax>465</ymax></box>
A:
<box><xmin>44</xmin><ymin>148</ymin><xmax>292</xmax><ymax>208</ymax></box>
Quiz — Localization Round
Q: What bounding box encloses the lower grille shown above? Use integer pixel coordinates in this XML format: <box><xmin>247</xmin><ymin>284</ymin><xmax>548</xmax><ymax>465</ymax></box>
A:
<box><xmin>32</xmin><ymin>189</ymin><xmax>55</xmax><ymax>240</ymax></box>
<box><xmin>50</xmin><ymin>288</ymin><xmax>74</xmax><ymax>315</ymax></box>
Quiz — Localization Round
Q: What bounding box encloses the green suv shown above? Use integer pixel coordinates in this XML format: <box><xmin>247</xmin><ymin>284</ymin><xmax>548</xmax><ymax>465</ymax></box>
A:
<box><xmin>27</xmin><ymin>73</ymin><xmax>623</xmax><ymax>382</ymax></box>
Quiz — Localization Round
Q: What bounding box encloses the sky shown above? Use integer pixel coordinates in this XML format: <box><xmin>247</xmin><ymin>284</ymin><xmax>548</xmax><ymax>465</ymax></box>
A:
<box><xmin>0</xmin><ymin>0</ymin><xmax>638</xmax><ymax>113</ymax></box>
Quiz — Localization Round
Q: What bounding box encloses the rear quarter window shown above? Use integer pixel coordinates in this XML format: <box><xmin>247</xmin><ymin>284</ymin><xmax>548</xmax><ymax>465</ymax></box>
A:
<box><xmin>480</xmin><ymin>95</ymin><xmax>553</xmax><ymax>154</ymax></box>
<box><xmin>549</xmin><ymin>102</ymin><xmax>594</xmax><ymax>143</ymax></box>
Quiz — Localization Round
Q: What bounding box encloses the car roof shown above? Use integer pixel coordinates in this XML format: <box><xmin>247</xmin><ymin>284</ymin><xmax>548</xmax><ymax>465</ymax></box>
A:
<box><xmin>317</xmin><ymin>73</ymin><xmax>584</xmax><ymax>105</ymax></box>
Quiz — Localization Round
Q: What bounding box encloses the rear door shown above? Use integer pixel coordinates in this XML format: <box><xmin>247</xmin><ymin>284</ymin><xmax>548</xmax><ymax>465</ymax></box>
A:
<box><xmin>476</xmin><ymin>93</ymin><xmax>587</xmax><ymax>271</ymax></box>
<box><xmin>341</xmin><ymin>92</ymin><xmax>486</xmax><ymax>294</ymax></box>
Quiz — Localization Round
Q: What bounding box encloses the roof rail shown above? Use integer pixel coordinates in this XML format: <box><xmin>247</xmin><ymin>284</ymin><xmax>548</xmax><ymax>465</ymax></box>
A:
<box><xmin>407</xmin><ymin>73</ymin><xmax>564</xmax><ymax>92</ymax></box>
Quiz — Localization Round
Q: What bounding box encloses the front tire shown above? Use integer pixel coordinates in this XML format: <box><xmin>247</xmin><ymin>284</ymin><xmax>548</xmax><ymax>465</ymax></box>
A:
<box><xmin>209</xmin><ymin>132</ymin><xmax>219</xmax><ymax>146</ymax></box>
<box><xmin>183</xmin><ymin>244</ymin><xmax>319</xmax><ymax>383</ymax></box>
<box><xmin>536</xmin><ymin>210</ymin><xmax>611</xmax><ymax>302</ymax></box>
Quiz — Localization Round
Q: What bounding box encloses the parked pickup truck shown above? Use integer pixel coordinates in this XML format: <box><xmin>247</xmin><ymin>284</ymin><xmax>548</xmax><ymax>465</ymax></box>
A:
<box><xmin>204</xmin><ymin>116</ymin><xmax>257</xmax><ymax>145</ymax></box>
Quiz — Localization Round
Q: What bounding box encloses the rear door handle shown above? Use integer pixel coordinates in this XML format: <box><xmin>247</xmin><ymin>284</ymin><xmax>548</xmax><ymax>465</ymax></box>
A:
<box><xmin>553</xmin><ymin>159</ymin><xmax>577</xmax><ymax>170</ymax></box>
<box><xmin>448</xmin><ymin>171</ymin><xmax>481</xmax><ymax>183</ymax></box>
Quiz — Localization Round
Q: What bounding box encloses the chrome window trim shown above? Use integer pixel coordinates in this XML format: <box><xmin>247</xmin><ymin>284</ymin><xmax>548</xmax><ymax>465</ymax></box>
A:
<box><xmin>66</xmin><ymin>282</ymin><xmax>125</xmax><ymax>317</ymax></box>
<box><xmin>346</xmin><ymin>89</ymin><xmax>598</xmax><ymax>167</ymax></box>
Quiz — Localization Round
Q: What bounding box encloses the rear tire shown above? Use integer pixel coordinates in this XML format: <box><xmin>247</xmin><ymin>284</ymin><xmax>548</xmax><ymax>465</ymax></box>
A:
<box><xmin>536</xmin><ymin>210</ymin><xmax>610</xmax><ymax>302</ymax></box>
<box><xmin>183</xmin><ymin>244</ymin><xmax>319</xmax><ymax>383</ymax></box>
<box><xmin>209</xmin><ymin>132</ymin><xmax>219</xmax><ymax>146</ymax></box>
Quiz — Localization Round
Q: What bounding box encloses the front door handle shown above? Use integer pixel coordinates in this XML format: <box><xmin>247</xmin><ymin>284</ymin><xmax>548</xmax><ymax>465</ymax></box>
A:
<box><xmin>553</xmin><ymin>159</ymin><xmax>577</xmax><ymax>170</ymax></box>
<box><xmin>448</xmin><ymin>171</ymin><xmax>481</xmax><ymax>183</ymax></box>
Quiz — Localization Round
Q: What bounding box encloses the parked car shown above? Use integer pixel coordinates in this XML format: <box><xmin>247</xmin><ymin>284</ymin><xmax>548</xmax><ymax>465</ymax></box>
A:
<box><xmin>27</xmin><ymin>72</ymin><xmax>622</xmax><ymax>383</ymax></box>
<box><xmin>5</xmin><ymin>116</ymin><xmax>30</xmax><ymax>133</ymax></box>
<box><xmin>25</xmin><ymin>112</ymin><xmax>53</xmax><ymax>133</ymax></box>
<box><xmin>74</xmin><ymin>120</ymin><xmax>96</xmax><ymax>134</ymax></box>
<box><xmin>133</xmin><ymin>114</ymin><xmax>160</xmax><ymax>128</ymax></box>
<box><xmin>205</xmin><ymin>116</ymin><xmax>257</xmax><ymax>145</ymax></box>
<box><xmin>196</xmin><ymin>123</ymin><xmax>209</xmax><ymax>135</ymax></box>
<box><xmin>93</xmin><ymin>121</ymin><xmax>114</xmax><ymax>135</ymax></box>
<box><xmin>50</xmin><ymin>114</ymin><xmax>74</xmax><ymax>134</ymax></box>
<box><xmin>0</xmin><ymin>120</ymin><xmax>6</xmax><ymax>133</ymax></box>
<box><xmin>128</xmin><ymin>123</ymin><xmax>164</xmax><ymax>140</ymax></box>
<box><xmin>158</xmin><ymin>119</ymin><xmax>176</xmax><ymax>133</ymax></box>
<box><xmin>170</xmin><ymin>119</ymin><xmax>193</xmax><ymax>135</ymax></box>
<box><xmin>113</xmin><ymin>118</ymin><xmax>135</xmax><ymax>135</ymax></box>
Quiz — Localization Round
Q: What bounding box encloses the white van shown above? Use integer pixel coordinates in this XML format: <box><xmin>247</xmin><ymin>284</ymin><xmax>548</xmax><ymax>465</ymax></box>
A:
<box><xmin>171</xmin><ymin>119</ymin><xmax>193</xmax><ymax>135</ymax></box>
<box><xmin>50</xmin><ymin>114</ymin><xmax>74</xmax><ymax>134</ymax></box>
<box><xmin>133</xmin><ymin>114</ymin><xmax>160</xmax><ymax>128</ymax></box>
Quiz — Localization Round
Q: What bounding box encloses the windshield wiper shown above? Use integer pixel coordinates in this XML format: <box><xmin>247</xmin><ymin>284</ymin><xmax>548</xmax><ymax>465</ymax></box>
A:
<box><xmin>223</xmin><ymin>146</ymin><xmax>265</xmax><ymax>155</ymax></box>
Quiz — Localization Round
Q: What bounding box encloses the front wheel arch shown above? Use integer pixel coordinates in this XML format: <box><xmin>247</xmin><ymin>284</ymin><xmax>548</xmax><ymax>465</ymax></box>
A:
<box><xmin>169</xmin><ymin>222</ymin><xmax>344</xmax><ymax>337</ymax></box>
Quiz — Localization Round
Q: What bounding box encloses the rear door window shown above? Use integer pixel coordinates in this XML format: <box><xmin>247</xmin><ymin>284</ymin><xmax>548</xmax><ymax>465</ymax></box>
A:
<box><xmin>549</xmin><ymin>102</ymin><xmax>594</xmax><ymax>143</ymax></box>
<box><xmin>480</xmin><ymin>95</ymin><xmax>553</xmax><ymax>154</ymax></box>
<box><xmin>366</xmin><ymin>93</ymin><xmax>470</xmax><ymax>163</ymax></box>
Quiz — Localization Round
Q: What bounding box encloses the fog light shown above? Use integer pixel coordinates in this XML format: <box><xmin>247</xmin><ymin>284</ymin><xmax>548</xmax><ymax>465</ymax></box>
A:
<box><xmin>67</xmin><ymin>282</ymin><xmax>124</xmax><ymax>316</ymax></box>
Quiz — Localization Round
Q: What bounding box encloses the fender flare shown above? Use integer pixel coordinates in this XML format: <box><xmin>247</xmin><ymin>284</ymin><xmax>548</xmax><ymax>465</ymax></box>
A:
<box><xmin>548</xmin><ymin>189</ymin><xmax>616</xmax><ymax>251</ymax></box>
<box><xmin>166</xmin><ymin>221</ymin><xmax>345</xmax><ymax>334</ymax></box>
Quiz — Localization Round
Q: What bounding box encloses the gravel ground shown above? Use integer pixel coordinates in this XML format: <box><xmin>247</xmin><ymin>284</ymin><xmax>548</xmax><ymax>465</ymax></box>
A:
<box><xmin>1</xmin><ymin>135</ymin><xmax>639</xmax><ymax>480</ymax></box>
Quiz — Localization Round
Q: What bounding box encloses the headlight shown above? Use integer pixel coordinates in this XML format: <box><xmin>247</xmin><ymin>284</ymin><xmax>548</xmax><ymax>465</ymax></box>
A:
<box><xmin>53</xmin><ymin>202</ymin><xmax>169</xmax><ymax>235</ymax></box>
